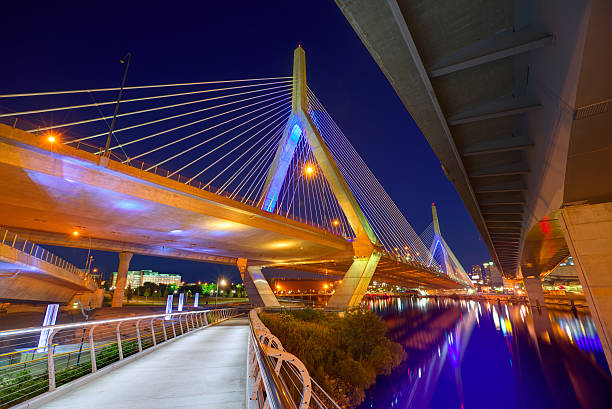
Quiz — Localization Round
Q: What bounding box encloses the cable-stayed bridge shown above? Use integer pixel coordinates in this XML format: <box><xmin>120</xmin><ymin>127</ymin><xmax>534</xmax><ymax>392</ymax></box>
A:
<box><xmin>0</xmin><ymin>47</ymin><xmax>472</xmax><ymax>309</ymax></box>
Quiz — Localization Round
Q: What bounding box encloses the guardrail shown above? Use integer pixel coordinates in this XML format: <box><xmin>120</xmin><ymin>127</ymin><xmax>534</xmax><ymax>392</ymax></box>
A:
<box><xmin>0</xmin><ymin>308</ymin><xmax>238</xmax><ymax>408</ymax></box>
<box><xmin>0</xmin><ymin>227</ymin><xmax>96</xmax><ymax>290</ymax></box>
<box><xmin>248</xmin><ymin>309</ymin><xmax>340</xmax><ymax>409</ymax></box>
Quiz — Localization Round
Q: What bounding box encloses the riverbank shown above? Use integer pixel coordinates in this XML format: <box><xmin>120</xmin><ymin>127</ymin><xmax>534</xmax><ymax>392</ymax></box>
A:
<box><xmin>259</xmin><ymin>308</ymin><xmax>405</xmax><ymax>407</ymax></box>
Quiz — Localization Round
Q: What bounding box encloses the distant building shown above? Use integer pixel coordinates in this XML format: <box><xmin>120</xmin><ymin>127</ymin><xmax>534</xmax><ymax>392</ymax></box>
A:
<box><xmin>471</xmin><ymin>265</ymin><xmax>482</xmax><ymax>283</ymax></box>
<box><xmin>488</xmin><ymin>263</ymin><xmax>503</xmax><ymax>288</ymax></box>
<box><xmin>111</xmin><ymin>270</ymin><xmax>181</xmax><ymax>289</ymax></box>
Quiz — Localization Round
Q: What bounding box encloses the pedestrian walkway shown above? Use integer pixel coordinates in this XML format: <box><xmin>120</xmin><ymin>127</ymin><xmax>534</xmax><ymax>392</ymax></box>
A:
<box><xmin>39</xmin><ymin>317</ymin><xmax>249</xmax><ymax>409</ymax></box>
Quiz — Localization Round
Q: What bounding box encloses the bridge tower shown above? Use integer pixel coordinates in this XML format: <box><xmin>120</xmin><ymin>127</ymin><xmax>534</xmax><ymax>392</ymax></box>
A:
<box><xmin>428</xmin><ymin>203</ymin><xmax>470</xmax><ymax>283</ymax></box>
<box><xmin>239</xmin><ymin>47</ymin><xmax>380</xmax><ymax>309</ymax></box>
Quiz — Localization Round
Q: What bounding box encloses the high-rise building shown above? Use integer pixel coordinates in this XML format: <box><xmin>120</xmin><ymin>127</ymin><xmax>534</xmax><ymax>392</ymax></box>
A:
<box><xmin>111</xmin><ymin>270</ymin><xmax>181</xmax><ymax>289</ymax></box>
<box><xmin>482</xmin><ymin>262</ymin><xmax>494</xmax><ymax>285</ymax></box>
<box><xmin>471</xmin><ymin>265</ymin><xmax>482</xmax><ymax>282</ymax></box>
<box><xmin>484</xmin><ymin>262</ymin><xmax>503</xmax><ymax>288</ymax></box>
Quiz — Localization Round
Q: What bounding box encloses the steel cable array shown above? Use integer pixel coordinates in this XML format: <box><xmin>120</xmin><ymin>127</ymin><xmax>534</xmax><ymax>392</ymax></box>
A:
<box><xmin>0</xmin><ymin>75</ymin><xmax>472</xmax><ymax>284</ymax></box>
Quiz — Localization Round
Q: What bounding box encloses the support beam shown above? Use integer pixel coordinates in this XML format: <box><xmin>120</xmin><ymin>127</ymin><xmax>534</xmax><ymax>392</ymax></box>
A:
<box><xmin>448</xmin><ymin>96</ymin><xmax>542</xmax><ymax>125</ymax></box>
<box><xmin>327</xmin><ymin>252</ymin><xmax>381</xmax><ymax>310</ymax></box>
<box><xmin>470</xmin><ymin>162</ymin><xmax>530</xmax><ymax>178</ymax></box>
<box><xmin>479</xmin><ymin>193</ymin><xmax>526</xmax><ymax>206</ymax></box>
<box><xmin>524</xmin><ymin>276</ymin><xmax>546</xmax><ymax>309</ymax></box>
<box><xmin>476</xmin><ymin>180</ymin><xmax>528</xmax><ymax>193</ymax></box>
<box><xmin>480</xmin><ymin>205</ymin><xmax>524</xmax><ymax>214</ymax></box>
<box><xmin>111</xmin><ymin>252</ymin><xmax>133</xmax><ymax>308</ymax></box>
<box><xmin>245</xmin><ymin>266</ymin><xmax>281</xmax><ymax>308</ymax></box>
<box><xmin>559</xmin><ymin>202</ymin><xmax>612</xmax><ymax>370</ymax></box>
<box><xmin>461</xmin><ymin>134</ymin><xmax>533</xmax><ymax>156</ymax></box>
<box><xmin>484</xmin><ymin>214</ymin><xmax>523</xmax><ymax>222</ymax></box>
<box><xmin>236</xmin><ymin>259</ymin><xmax>280</xmax><ymax>307</ymax></box>
<box><xmin>429</xmin><ymin>27</ymin><xmax>553</xmax><ymax>78</ymax></box>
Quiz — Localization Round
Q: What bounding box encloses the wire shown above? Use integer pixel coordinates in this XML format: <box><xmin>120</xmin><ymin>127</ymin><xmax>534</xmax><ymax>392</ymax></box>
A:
<box><xmin>0</xmin><ymin>77</ymin><xmax>293</xmax><ymax>98</ymax></box>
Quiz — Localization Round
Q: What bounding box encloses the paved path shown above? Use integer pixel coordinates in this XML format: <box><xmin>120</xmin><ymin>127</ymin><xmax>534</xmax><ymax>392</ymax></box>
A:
<box><xmin>40</xmin><ymin>317</ymin><xmax>249</xmax><ymax>409</ymax></box>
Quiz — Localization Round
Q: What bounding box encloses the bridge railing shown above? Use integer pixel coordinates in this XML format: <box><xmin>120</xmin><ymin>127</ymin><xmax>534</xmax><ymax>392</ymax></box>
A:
<box><xmin>0</xmin><ymin>227</ymin><xmax>96</xmax><ymax>289</ymax></box>
<box><xmin>248</xmin><ymin>309</ymin><xmax>341</xmax><ymax>409</ymax></box>
<box><xmin>0</xmin><ymin>307</ymin><xmax>239</xmax><ymax>408</ymax></box>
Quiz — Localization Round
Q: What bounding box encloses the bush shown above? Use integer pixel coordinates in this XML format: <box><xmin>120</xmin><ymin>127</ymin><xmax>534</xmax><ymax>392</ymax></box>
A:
<box><xmin>260</xmin><ymin>308</ymin><xmax>405</xmax><ymax>407</ymax></box>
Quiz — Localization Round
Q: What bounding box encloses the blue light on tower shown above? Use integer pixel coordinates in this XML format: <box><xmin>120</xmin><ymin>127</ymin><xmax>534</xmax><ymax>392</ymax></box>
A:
<box><xmin>262</xmin><ymin>122</ymin><xmax>302</xmax><ymax>212</ymax></box>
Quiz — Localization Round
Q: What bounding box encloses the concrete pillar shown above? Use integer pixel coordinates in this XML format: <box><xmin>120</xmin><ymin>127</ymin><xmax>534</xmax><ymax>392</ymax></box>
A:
<box><xmin>559</xmin><ymin>202</ymin><xmax>612</xmax><ymax>370</ymax></box>
<box><xmin>327</xmin><ymin>252</ymin><xmax>380</xmax><ymax>310</ymax></box>
<box><xmin>523</xmin><ymin>276</ymin><xmax>546</xmax><ymax>309</ymax></box>
<box><xmin>111</xmin><ymin>252</ymin><xmax>133</xmax><ymax>308</ymax></box>
<box><xmin>236</xmin><ymin>259</ymin><xmax>280</xmax><ymax>307</ymax></box>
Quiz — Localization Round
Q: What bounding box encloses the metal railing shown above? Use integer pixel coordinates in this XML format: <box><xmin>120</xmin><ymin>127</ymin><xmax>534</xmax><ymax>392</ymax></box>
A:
<box><xmin>0</xmin><ymin>227</ymin><xmax>96</xmax><ymax>290</ymax></box>
<box><xmin>0</xmin><ymin>308</ymin><xmax>238</xmax><ymax>408</ymax></box>
<box><xmin>248</xmin><ymin>309</ymin><xmax>340</xmax><ymax>409</ymax></box>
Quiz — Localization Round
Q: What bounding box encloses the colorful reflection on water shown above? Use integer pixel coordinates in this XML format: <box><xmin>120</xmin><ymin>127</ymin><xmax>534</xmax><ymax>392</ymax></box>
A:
<box><xmin>359</xmin><ymin>297</ymin><xmax>612</xmax><ymax>409</ymax></box>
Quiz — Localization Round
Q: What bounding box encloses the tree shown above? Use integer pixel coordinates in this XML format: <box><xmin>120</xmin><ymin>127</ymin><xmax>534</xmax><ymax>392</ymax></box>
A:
<box><xmin>125</xmin><ymin>285</ymin><xmax>134</xmax><ymax>301</ymax></box>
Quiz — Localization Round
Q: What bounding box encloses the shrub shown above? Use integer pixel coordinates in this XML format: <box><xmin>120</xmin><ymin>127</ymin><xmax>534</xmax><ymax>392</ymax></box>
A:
<box><xmin>260</xmin><ymin>308</ymin><xmax>405</xmax><ymax>407</ymax></box>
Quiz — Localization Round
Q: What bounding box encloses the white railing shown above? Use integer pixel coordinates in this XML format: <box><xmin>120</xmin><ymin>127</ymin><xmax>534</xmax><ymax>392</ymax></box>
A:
<box><xmin>0</xmin><ymin>308</ymin><xmax>239</xmax><ymax>407</ymax></box>
<box><xmin>0</xmin><ymin>227</ymin><xmax>96</xmax><ymax>290</ymax></box>
<box><xmin>248</xmin><ymin>309</ymin><xmax>341</xmax><ymax>409</ymax></box>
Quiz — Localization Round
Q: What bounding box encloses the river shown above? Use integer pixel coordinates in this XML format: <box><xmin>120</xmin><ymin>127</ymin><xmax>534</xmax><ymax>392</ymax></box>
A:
<box><xmin>359</xmin><ymin>297</ymin><xmax>612</xmax><ymax>409</ymax></box>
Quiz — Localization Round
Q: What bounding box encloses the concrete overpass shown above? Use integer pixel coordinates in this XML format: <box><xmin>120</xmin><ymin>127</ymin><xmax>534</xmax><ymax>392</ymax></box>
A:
<box><xmin>0</xmin><ymin>227</ymin><xmax>100</xmax><ymax>305</ymax></box>
<box><xmin>0</xmin><ymin>122</ymin><xmax>464</xmax><ymax>309</ymax></box>
<box><xmin>335</xmin><ymin>0</ymin><xmax>612</xmax><ymax>366</ymax></box>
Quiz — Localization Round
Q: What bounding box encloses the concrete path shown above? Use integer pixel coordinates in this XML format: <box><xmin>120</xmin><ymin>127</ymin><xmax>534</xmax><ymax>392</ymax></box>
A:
<box><xmin>40</xmin><ymin>317</ymin><xmax>249</xmax><ymax>409</ymax></box>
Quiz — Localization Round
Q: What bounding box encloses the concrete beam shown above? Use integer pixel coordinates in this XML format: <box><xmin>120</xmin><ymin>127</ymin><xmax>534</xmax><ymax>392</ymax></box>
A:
<box><xmin>327</xmin><ymin>252</ymin><xmax>381</xmax><ymax>310</ymax></box>
<box><xmin>488</xmin><ymin>226</ymin><xmax>521</xmax><ymax>232</ymax></box>
<box><xmin>461</xmin><ymin>134</ymin><xmax>533</xmax><ymax>156</ymax></box>
<box><xmin>485</xmin><ymin>217</ymin><xmax>523</xmax><ymax>224</ymax></box>
<box><xmin>481</xmin><ymin>205</ymin><xmax>524</xmax><ymax>215</ymax></box>
<box><xmin>429</xmin><ymin>27</ymin><xmax>553</xmax><ymax>78</ymax></box>
<box><xmin>477</xmin><ymin>181</ymin><xmax>527</xmax><ymax>193</ymax></box>
<box><xmin>448</xmin><ymin>96</ymin><xmax>542</xmax><ymax>125</ymax></box>
<box><xmin>480</xmin><ymin>193</ymin><xmax>526</xmax><ymax>206</ymax></box>
<box><xmin>7</xmin><ymin>227</ymin><xmax>237</xmax><ymax>265</ymax></box>
<box><xmin>111</xmin><ymin>252</ymin><xmax>132</xmax><ymax>308</ymax></box>
<box><xmin>470</xmin><ymin>162</ymin><xmax>530</xmax><ymax>178</ymax></box>
<box><xmin>559</xmin><ymin>202</ymin><xmax>612</xmax><ymax>370</ymax></box>
<box><xmin>245</xmin><ymin>266</ymin><xmax>280</xmax><ymax>307</ymax></box>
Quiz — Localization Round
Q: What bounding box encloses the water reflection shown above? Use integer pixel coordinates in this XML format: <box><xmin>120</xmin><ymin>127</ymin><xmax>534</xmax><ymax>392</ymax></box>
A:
<box><xmin>359</xmin><ymin>297</ymin><xmax>612</xmax><ymax>409</ymax></box>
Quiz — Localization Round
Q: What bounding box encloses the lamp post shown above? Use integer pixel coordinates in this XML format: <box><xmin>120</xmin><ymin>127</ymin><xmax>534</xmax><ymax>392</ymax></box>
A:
<box><xmin>215</xmin><ymin>277</ymin><xmax>226</xmax><ymax>308</ymax></box>
<box><xmin>102</xmin><ymin>52</ymin><xmax>131</xmax><ymax>160</ymax></box>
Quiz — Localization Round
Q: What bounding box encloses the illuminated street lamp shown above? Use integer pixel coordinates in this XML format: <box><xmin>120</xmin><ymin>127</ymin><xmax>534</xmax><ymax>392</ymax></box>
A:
<box><xmin>215</xmin><ymin>277</ymin><xmax>227</xmax><ymax>308</ymax></box>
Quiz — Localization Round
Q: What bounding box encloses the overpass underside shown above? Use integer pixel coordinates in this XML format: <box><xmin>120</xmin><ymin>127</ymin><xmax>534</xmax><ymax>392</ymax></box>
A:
<box><xmin>269</xmin><ymin>256</ymin><xmax>464</xmax><ymax>291</ymax></box>
<box><xmin>335</xmin><ymin>0</ymin><xmax>612</xmax><ymax>365</ymax></box>
<box><xmin>0</xmin><ymin>124</ymin><xmax>458</xmax><ymax>309</ymax></box>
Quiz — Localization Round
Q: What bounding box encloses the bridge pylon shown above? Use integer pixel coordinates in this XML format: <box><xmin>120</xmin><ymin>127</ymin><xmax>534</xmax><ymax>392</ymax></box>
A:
<box><xmin>258</xmin><ymin>47</ymin><xmax>380</xmax><ymax>310</ymax></box>
<box><xmin>427</xmin><ymin>203</ymin><xmax>471</xmax><ymax>285</ymax></box>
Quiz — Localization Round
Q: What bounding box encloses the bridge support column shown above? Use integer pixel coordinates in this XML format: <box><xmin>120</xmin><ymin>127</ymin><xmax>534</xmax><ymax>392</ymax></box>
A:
<box><xmin>237</xmin><ymin>259</ymin><xmax>280</xmax><ymax>307</ymax></box>
<box><xmin>523</xmin><ymin>276</ymin><xmax>545</xmax><ymax>309</ymax></box>
<box><xmin>111</xmin><ymin>252</ymin><xmax>133</xmax><ymax>308</ymax></box>
<box><xmin>327</xmin><ymin>252</ymin><xmax>380</xmax><ymax>310</ymax></box>
<box><xmin>559</xmin><ymin>202</ymin><xmax>612</xmax><ymax>370</ymax></box>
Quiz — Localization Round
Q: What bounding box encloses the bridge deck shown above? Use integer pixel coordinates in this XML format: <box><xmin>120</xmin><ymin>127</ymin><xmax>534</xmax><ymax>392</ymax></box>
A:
<box><xmin>39</xmin><ymin>317</ymin><xmax>249</xmax><ymax>409</ymax></box>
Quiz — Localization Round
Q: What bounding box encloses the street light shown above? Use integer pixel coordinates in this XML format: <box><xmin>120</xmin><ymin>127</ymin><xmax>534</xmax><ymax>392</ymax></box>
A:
<box><xmin>102</xmin><ymin>52</ymin><xmax>132</xmax><ymax>160</ymax></box>
<box><xmin>216</xmin><ymin>277</ymin><xmax>227</xmax><ymax>308</ymax></box>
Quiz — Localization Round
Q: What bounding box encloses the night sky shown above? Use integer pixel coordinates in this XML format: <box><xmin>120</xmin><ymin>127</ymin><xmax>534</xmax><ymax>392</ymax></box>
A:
<box><xmin>2</xmin><ymin>1</ymin><xmax>489</xmax><ymax>284</ymax></box>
